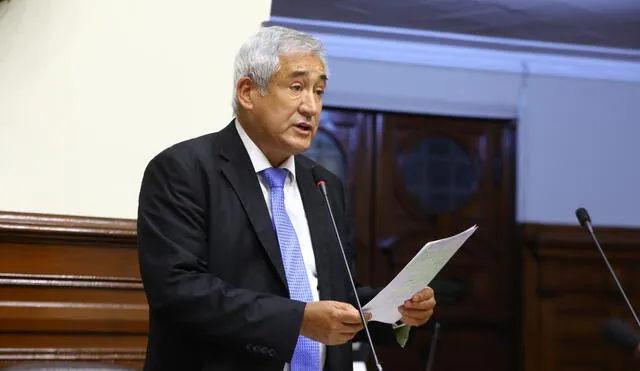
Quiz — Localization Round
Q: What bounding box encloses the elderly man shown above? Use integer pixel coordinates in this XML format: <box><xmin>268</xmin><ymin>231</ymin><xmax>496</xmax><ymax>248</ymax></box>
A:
<box><xmin>136</xmin><ymin>26</ymin><xmax>436</xmax><ymax>371</ymax></box>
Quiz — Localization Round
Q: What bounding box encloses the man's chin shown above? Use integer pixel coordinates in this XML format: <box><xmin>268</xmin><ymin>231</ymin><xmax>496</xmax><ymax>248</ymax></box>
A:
<box><xmin>285</xmin><ymin>139</ymin><xmax>312</xmax><ymax>154</ymax></box>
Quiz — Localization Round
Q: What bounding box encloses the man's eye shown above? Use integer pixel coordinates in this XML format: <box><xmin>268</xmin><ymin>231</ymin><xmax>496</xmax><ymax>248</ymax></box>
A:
<box><xmin>315</xmin><ymin>89</ymin><xmax>325</xmax><ymax>96</ymax></box>
<box><xmin>291</xmin><ymin>85</ymin><xmax>303</xmax><ymax>91</ymax></box>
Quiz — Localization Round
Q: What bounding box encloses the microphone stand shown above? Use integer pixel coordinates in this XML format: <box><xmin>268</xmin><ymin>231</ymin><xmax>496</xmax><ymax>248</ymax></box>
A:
<box><xmin>584</xmin><ymin>220</ymin><xmax>640</xmax><ymax>328</ymax></box>
<box><xmin>424</xmin><ymin>321</ymin><xmax>440</xmax><ymax>371</ymax></box>
<box><xmin>316</xmin><ymin>180</ymin><xmax>384</xmax><ymax>371</ymax></box>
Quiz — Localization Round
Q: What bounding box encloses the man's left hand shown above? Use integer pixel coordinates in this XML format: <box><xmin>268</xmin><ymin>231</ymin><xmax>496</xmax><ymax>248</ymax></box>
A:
<box><xmin>398</xmin><ymin>287</ymin><xmax>436</xmax><ymax>327</ymax></box>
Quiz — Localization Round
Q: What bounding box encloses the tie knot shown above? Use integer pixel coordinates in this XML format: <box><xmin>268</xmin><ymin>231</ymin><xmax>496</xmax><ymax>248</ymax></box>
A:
<box><xmin>260</xmin><ymin>168</ymin><xmax>289</xmax><ymax>190</ymax></box>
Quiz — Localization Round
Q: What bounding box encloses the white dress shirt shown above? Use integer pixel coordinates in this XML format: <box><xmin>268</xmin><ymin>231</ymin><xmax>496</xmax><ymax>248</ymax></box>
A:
<box><xmin>235</xmin><ymin>120</ymin><xmax>326</xmax><ymax>371</ymax></box>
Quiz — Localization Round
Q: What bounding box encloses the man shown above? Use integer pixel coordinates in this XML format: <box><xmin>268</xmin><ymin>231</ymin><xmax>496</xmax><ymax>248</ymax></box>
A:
<box><xmin>136</xmin><ymin>26</ymin><xmax>436</xmax><ymax>371</ymax></box>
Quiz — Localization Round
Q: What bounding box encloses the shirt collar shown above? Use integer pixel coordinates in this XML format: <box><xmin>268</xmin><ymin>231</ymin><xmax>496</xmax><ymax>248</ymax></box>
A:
<box><xmin>234</xmin><ymin>118</ymin><xmax>296</xmax><ymax>182</ymax></box>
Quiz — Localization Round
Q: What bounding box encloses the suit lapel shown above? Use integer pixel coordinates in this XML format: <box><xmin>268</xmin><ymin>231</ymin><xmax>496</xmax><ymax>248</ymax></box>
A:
<box><xmin>217</xmin><ymin>124</ymin><xmax>288</xmax><ymax>289</ymax></box>
<box><xmin>296</xmin><ymin>158</ymin><xmax>334</xmax><ymax>300</ymax></box>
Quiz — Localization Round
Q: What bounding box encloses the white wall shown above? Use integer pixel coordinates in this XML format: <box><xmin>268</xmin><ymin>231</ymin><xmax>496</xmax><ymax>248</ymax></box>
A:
<box><xmin>2</xmin><ymin>3</ymin><xmax>638</xmax><ymax>227</ymax></box>
<box><xmin>0</xmin><ymin>0</ymin><xmax>271</xmax><ymax>219</ymax></box>
<box><xmin>519</xmin><ymin>77</ymin><xmax>640</xmax><ymax>227</ymax></box>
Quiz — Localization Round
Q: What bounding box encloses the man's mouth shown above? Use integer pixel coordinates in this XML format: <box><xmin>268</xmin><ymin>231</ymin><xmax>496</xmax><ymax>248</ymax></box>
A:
<box><xmin>294</xmin><ymin>122</ymin><xmax>313</xmax><ymax>132</ymax></box>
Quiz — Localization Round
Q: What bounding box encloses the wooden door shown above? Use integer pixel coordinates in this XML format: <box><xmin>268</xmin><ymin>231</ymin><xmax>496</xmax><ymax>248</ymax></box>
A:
<box><xmin>370</xmin><ymin>113</ymin><xmax>517</xmax><ymax>371</ymax></box>
<box><xmin>304</xmin><ymin>109</ymin><xmax>517</xmax><ymax>371</ymax></box>
<box><xmin>303</xmin><ymin>108</ymin><xmax>377</xmax><ymax>284</ymax></box>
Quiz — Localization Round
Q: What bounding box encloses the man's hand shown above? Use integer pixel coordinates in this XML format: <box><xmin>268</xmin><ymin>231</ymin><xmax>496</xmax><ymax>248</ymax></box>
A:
<box><xmin>300</xmin><ymin>301</ymin><xmax>372</xmax><ymax>345</ymax></box>
<box><xmin>634</xmin><ymin>344</ymin><xmax>640</xmax><ymax>359</ymax></box>
<box><xmin>398</xmin><ymin>287</ymin><xmax>436</xmax><ymax>327</ymax></box>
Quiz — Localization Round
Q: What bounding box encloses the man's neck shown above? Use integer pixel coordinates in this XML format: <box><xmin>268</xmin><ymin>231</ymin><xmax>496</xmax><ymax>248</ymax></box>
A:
<box><xmin>235</xmin><ymin>115</ymin><xmax>290</xmax><ymax>168</ymax></box>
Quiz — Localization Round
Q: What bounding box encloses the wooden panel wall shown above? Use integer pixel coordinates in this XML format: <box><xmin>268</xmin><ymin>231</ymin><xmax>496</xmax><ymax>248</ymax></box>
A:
<box><xmin>0</xmin><ymin>212</ymin><xmax>146</xmax><ymax>369</ymax></box>
<box><xmin>522</xmin><ymin>223</ymin><xmax>640</xmax><ymax>371</ymax></box>
<box><xmin>2</xmin><ymin>210</ymin><xmax>640</xmax><ymax>370</ymax></box>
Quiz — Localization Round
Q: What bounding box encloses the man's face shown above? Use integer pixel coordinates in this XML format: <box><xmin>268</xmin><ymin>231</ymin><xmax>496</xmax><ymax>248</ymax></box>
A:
<box><xmin>248</xmin><ymin>53</ymin><xmax>327</xmax><ymax>165</ymax></box>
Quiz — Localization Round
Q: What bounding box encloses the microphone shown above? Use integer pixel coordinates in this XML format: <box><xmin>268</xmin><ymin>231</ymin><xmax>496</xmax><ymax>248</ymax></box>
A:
<box><xmin>575</xmin><ymin>207</ymin><xmax>640</xmax><ymax>328</ymax></box>
<box><xmin>312</xmin><ymin>167</ymin><xmax>384</xmax><ymax>371</ymax></box>
<box><xmin>603</xmin><ymin>317</ymin><xmax>640</xmax><ymax>354</ymax></box>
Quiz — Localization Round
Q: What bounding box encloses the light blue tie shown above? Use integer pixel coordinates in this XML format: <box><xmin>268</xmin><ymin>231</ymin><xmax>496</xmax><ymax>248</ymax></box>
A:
<box><xmin>260</xmin><ymin>168</ymin><xmax>321</xmax><ymax>371</ymax></box>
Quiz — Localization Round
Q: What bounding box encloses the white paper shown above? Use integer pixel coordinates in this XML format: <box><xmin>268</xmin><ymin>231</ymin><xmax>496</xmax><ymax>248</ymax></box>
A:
<box><xmin>362</xmin><ymin>225</ymin><xmax>478</xmax><ymax>324</ymax></box>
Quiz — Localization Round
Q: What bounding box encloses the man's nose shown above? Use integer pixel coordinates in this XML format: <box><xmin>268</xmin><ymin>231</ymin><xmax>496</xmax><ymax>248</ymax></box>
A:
<box><xmin>299</xmin><ymin>91</ymin><xmax>319</xmax><ymax>117</ymax></box>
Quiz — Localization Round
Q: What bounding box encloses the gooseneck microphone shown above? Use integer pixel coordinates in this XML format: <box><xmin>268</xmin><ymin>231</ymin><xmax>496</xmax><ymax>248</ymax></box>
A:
<box><xmin>312</xmin><ymin>167</ymin><xmax>383</xmax><ymax>371</ymax></box>
<box><xmin>575</xmin><ymin>207</ymin><xmax>640</xmax><ymax>328</ymax></box>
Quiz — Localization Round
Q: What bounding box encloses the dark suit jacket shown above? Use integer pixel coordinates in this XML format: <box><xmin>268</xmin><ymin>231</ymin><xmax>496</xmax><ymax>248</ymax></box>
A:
<box><xmin>136</xmin><ymin>122</ymin><xmax>397</xmax><ymax>371</ymax></box>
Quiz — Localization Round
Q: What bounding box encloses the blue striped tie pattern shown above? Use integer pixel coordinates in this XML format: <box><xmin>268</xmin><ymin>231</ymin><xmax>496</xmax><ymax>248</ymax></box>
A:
<box><xmin>260</xmin><ymin>168</ymin><xmax>321</xmax><ymax>371</ymax></box>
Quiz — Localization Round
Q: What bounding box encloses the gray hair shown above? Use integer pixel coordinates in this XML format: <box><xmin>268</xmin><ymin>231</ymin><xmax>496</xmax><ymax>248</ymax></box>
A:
<box><xmin>232</xmin><ymin>26</ymin><xmax>328</xmax><ymax>114</ymax></box>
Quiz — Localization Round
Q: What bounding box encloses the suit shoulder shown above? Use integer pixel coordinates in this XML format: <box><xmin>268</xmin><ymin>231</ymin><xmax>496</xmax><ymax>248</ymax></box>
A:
<box><xmin>145</xmin><ymin>131</ymin><xmax>222</xmax><ymax>168</ymax></box>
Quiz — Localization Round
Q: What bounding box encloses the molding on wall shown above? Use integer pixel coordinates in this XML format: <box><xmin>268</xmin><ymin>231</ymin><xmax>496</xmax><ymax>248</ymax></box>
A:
<box><xmin>268</xmin><ymin>16</ymin><xmax>640</xmax><ymax>84</ymax></box>
<box><xmin>0</xmin><ymin>348</ymin><xmax>146</xmax><ymax>364</ymax></box>
<box><xmin>0</xmin><ymin>211</ymin><xmax>136</xmax><ymax>245</ymax></box>
<box><xmin>323</xmin><ymin>90</ymin><xmax>520</xmax><ymax>120</ymax></box>
<box><xmin>0</xmin><ymin>272</ymin><xmax>142</xmax><ymax>289</ymax></box>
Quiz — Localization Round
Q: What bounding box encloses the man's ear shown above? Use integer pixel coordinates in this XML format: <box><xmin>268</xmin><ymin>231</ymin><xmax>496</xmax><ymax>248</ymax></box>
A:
<box><xmin>236</xmin><ymin>77</ymin><xmax>255</xmax><ymax>110</ymax></box>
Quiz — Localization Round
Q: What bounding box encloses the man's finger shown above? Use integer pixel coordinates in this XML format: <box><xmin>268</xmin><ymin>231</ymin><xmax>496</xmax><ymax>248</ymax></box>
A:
<box><xmin>403</xmin><ymin>298</ymin><xmax>436</xmax><ymax>310</ymax></box>
<box><xmin>337</xmin><ymin>310</ymin><xmax>363</xmax><ymax>324</ymax></box>
<box><xmin>400</xmin><ymin>307</ymin><xmax>432</xmax><ymax>319</ymax></box>
<box><xmin>411</xmin><ymin>287</ymin><xmax>434</xmax><ymax>302</ymax></box>
<box><xmin>339</xmin><ymin>326</ymin><xmax>363</xmax><ymax>335</ymax></box>
<box><xmin>401</xmin><ymin>317</ymin><xmax>424</xmax><ymax>326</ymax></box>
<box><xmin>400</xmin><ymin>310</ymin><xmax>434</xmax><ymax>326</ymax></box>
<box><xmin>339</xmin><ymin>321</ymin><xmax>364</xmax><ymax>330</ymax></box>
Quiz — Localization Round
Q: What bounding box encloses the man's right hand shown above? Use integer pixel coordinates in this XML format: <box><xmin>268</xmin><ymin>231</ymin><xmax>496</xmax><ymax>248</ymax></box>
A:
<box><xmin>300</xmin><ymin>301</ymin><xmax>371</xmax><ymax>345</ymax></box>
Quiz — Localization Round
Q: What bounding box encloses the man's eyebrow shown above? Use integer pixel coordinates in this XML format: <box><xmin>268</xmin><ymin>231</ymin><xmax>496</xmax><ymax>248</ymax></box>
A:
<box><xmin>288</xmin><ymin>70</ymin><xmax>328</xmax><ymax>81</ymax></box>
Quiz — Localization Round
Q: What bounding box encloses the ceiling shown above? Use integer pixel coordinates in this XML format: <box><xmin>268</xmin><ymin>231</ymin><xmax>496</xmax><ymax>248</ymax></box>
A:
<box><xmin>270</xmin><ymin>0</ymin><xmax>640</xmax><ymax>52</ymax></box>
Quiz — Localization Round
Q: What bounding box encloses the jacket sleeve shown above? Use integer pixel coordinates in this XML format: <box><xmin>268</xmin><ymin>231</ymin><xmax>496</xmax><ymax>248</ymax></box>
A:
<box><xmin>136</xmin><ymin>146</ymin><xmax>304</xmax><ymax>363</ymax></box>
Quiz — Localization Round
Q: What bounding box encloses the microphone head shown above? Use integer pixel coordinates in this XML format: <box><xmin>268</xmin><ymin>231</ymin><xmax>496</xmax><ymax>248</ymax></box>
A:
<box><xmin>311</xmin><ymin>166</ymin><xmax>326</xmax><ymax>187</ymax></box>
<box><xmin>602</xmin><ymin>317</ymin><xmax>640</xmax><ymax>353</ymax></box>
<box><xmin>575</xmin><ymin>207</ymin><xmax>591</xmax><ymax>227</ymax></box>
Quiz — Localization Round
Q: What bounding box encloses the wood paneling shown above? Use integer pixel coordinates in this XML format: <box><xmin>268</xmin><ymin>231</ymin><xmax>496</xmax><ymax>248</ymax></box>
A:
<box><xmin>369</xmin><ymin>113</ymin><xmax>517</xmax><ymax>371</ymax></box>
<box><xmin>311</xmin><ymin>109</ymin><xmax>376</xmax><ymax>285</ymax></box>
<box><xmin>0</xmin><ymin>212</ymin><xmax>146</xmax><ymax>369</ymax></box>
<box><xmin>522</xmin><ymin>223</ymin><xmax>640</xmax><ymax>371</ymax></box>
<box><xmin>309</xmin><ymin>108</ymin><xmax>518</xmax><ymax>371</ymax></box>
<box><xmin>3</xmin><ymin>189</ymin><xmax>639</xmax><ymax>371</ymax></box>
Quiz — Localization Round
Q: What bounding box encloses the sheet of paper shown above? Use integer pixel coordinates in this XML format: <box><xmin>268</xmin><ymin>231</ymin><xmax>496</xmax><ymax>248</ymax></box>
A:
<box><xmin>362</xmin><ymin>225</ymin><xmax>478</xmax><ymax>324</ymax></box>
